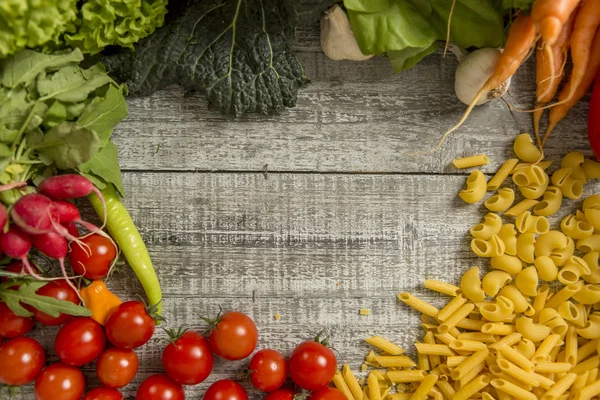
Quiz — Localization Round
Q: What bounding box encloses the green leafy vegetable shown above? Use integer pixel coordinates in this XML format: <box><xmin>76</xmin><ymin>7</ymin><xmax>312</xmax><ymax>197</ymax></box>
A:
<box><xmin>0</xmin><ymin>280</ymin><xmax>92</xmax><ymax>318</ymax></box>
<box><xmin>0</xmin><ymin>48</ymin><xmax>128</xmax><ymax>199</ymax></box>
<box><xmin>344</xmin><ymin>0</ymin><xmax>505</xmax><ymax>73</ymax></box>
<box><xmin>64</xmin><ymin>0</ymin><xmax>169</xmax><ymax>55</ymax></box>
<box><xmin>493</xmin><ymin>0</ymin><xmax>535</xmax><ymax>12</ymax></box>
<box><xmin>104</xmin><ymin>0</ymin><xmax>335</xmax><ymax>116</ymax></box>
<box><xmin>0</xmin><ymin>0</ymin><xmax>78</xmax><ymax>58</ymax></box>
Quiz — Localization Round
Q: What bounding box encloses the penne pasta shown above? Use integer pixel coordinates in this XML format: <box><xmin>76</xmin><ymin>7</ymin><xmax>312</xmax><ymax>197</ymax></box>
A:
<box><xmin>424</xmin><ymin>280</ymin><xmax>460</xmax><ymax>296</ymax></box>
<box><xmin>488</xmin><ymin>159</ymin><xmax>519</xmax><ymax>191</ymax></box>
<box><xmin>365</xmin><ymin>336</ymin><xmax>405</xmax><ymax>356</ymax></box>
<box><xmin>454</xmin><ymin>154</ymin><xmax>490</xmax><ymax>169</ymax></box>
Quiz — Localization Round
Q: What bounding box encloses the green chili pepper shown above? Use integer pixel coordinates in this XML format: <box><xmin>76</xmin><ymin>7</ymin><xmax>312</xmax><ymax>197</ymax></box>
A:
<box><xmin>88</xmin><ymin>184</ymin><xmax>162</xmax><ymax>314</ymax></box>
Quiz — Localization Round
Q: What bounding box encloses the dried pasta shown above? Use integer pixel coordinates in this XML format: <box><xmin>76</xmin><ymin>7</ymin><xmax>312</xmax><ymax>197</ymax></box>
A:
<box><xmin>533</xmin><ymin>187</ymin><xmax>563</xmax><ymax>217</ymax></box>
<box><xmin>505</xmin><ymin>199</ymin><xmax>540</xmax><ymax>217</ymax></box>
<box><xmin>485</xmin><ymin>187</ymin><xmax>515</xmax><ymax>212</ymax></box>
<box><xmin>471</xmin><ymin>213</ymin><xmax>503</xmax><ymax>240</ymax></box>
<box><xmin>459</xmin><ymin>170</ymin><xmax>487</xmax><ymax>204</ymax></box>
<box><xmin>487</xmin><ymin>159</ymin><xmax>519</xmax><ymax>191</ymax></box>
<box><xmin>513</xmin><ymin>133</ymin><xmax>542</xmax><ymax>163</ymax></box>
<box><xmin>454</xmin><ymin>154</ymin><xmax>490</xmax><ymax>169</ymax></box>
<box><xmin>551</xmin><ymin>168</ymin><xmax>584</xmax><ymax>200</ymax></box>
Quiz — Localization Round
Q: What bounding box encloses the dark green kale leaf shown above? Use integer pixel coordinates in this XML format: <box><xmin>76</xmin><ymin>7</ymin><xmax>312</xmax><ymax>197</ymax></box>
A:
<box><xmin>104</xmin><ymin>0</ymin><xmax>333</xmax><ymax>116</ymax></box>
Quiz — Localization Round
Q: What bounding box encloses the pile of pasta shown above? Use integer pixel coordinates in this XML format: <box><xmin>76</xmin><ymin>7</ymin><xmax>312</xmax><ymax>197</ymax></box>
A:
<box><xmin>333</xmin><ymin>134</ymin><xmax>600</xmax><ymax>400</ymax></box>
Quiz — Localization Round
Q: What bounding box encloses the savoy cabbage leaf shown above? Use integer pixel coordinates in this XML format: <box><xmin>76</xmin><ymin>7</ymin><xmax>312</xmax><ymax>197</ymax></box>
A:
<box><xmin>104</xmin><ymin>0</ymin><xmax>335</xmax><ymax>116</ymax></box>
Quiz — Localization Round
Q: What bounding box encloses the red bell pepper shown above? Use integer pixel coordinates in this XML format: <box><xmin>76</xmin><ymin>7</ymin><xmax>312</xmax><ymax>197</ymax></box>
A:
<box><xmin>588</xmin><ymin>68</ymin><xmax>600</xmax><ymax>158</ymax></box>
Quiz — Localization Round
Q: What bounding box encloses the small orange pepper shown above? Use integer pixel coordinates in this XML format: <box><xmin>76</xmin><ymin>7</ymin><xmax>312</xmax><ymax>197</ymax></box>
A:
<box><xmin>80</xmin><ymin>280</ymin><xmax>122</xmax><ymax>325</ymax></box>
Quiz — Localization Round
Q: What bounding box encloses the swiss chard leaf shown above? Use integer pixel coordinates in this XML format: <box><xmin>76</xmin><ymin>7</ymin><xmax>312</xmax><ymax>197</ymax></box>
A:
<box><xmin>103</xmin><ymin>0</ymin><xmax>327</xmax><ymax>116</ymax></box>
<box><xmin>36</xmin><ymin>122</ymin><xmax>100</xmax><ymax>169</ymax></box>
<box><xmin>78</xmin><ymin>85</ymin><xmax>128</xmax><ymax>147</ymax></box>
<box><xmin>0</xmin><ymin>280</ymin><xmax>91</xmax><ymax>318</ymax></box>
<box><xmin>78</xmin><ymin>141</ymin><xmax>125</xmax><ymax>197</ymax></box>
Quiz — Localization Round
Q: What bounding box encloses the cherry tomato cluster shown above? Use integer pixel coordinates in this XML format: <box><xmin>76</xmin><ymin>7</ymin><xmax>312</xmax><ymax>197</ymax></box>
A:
<box><xmin>0</xmin><ymin>298</ymin><xmax>156</xmax><ymax>400</ymax></box>
<box><xmin>144</xmin><ymin>310</ymin><xmax>343</xmax><ymax>400</ymax></box>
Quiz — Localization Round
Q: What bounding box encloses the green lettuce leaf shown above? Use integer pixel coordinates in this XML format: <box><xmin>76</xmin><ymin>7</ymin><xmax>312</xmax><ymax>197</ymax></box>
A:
<box><xmin>104</xmin><ymin>0</ymin><xmax>333</xmax><ymax>116</ymax></box>
<box><xmin>345</xmin><ymin>0</ymin><xmax>438</xmax><ymax>56</ymax></box>
<box><xmin>388</xmin><ymin>42</ymin><xmax>439</xmax><ymax>72</ymax></box>
<box><xmin>0</xmin><ymin>0</ymin><xmax>78</xmax><ymax>57</ymax></box>
<box><xmin>429</xmin><ymin>0</ymin><xmax>504</xmax><ymax>49</ymax></box>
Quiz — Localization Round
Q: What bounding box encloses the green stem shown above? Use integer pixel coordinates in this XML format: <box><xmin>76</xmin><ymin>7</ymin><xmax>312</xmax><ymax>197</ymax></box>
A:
<box><xmin>17</xmin><ymin>160</ymin><xmax>43</xmax><ymax>165</ymax></box>
<box><xmin>15</xmin><ymin>137</ymin><xmax>27</xmax><ymax>161</ymax></box>
<box><xmin>11</xmin><ymin>103</ymin><xmax>38</xmax><ymax>151</ymax></box>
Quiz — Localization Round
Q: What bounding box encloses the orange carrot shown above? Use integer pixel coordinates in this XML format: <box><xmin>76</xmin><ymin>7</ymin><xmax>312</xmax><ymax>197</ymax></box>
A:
<box><xmin>533</xmin><ymin>11</ymin><xmax>576</xmax><ymax>140</ymax></box>
<box><xmin>564</xmin><ymin>0</ymin><xmax>600</xmax><ymax>101</ymax></box>
<box><xmin>544</xmin><ymin>27</ymin><xmax>600</xmax><ymax>143</ymax></box>
<box><xmin>433</xmin><ymin>15</ymin><xmax>536</xmax><ymax>152</ymax></box>
<box><xmin>532</xmin><ymin>0</ymin><xmax>581</xmax><ymax>45</ymax></box>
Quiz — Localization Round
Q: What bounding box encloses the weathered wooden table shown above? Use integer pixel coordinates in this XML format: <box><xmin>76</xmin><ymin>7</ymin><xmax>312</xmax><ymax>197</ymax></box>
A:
<box><xmin>25</xmin><ymin>31</ymin><xmax>596</xmax><ymax>399</ymax></box>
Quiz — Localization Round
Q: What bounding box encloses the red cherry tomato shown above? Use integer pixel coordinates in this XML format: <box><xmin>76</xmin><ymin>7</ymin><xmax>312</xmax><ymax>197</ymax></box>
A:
<box><xmin>288</xmin><ymin>341</ymin><xmax>337</xmax><ymax>391</ymax></box>
<box><xmin>203</xmin><ymin>380</ymin><xmax>248</xmax><ymax>400</ymax></box>
<box><xmin>33</xmin><ymin>280</ymin><xmax>79</xmax><ymax>326</ymax></box>
<box><xmin>0</xmin><ymin>302</ymin><xmax>34</xmax><ymax>338</ymax></box>
<box><xmin>136</xmin><ymin>374</ymin><xmax>184</xmax><ymax>400</ymax></box>
<box><xmin>35</xmin><ymin>363</ymin><xmax>85</xmax><ymax>400</ymax></box>
<box><xmin>105</xmin><ymin>301</ymin><xmax>155</xmax><ymax>349</ymax></box>
<box><xmin>96</xmin><ymin>348</ymin><xmax>139</xmax><ymax>388</ymax></box>
<box><xmin>249</xmin><ymin>349</ymin><xmax>287</xmax><ymax>392</ymax></box>
<box><xmin>264</xmin><ymin>388</ymin><xmax>297</xmax><ymax>400</ymax></box>
<box><xmin>162</xmin><ymin>330</ymin><xmax>213</xmax><ymax>385</ymax></box>
<box><xmin>69</xmin><ymin>234</ymin><xmax>116</xmax><ymax>279</ymax></box>
<box><xmin>0</xmin><ymin>337</ymin><xmax>45</xmax><ymax>385</ymax></box>
<box><xmin>308</xmin><ymin>387</ymin><xmax>346</xmax><ymax>400</ymax></box>
<box><xmin>83</xmin><ymin>387</ymin><xmax>123</xmax><ymax>400</ymax></box>
<box><xmin>208</xmin><ymin>311</ymin><xmax>258</xmax><ymax>360</ymax></box>
<box><xmin>55</xmin><ymin>317</ymin><xmax>106</xmax><ymax>366</ymax></box>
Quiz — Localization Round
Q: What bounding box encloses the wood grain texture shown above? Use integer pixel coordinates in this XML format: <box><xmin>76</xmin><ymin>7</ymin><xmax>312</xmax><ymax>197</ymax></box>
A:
<box><xmin>115</xmin><ymin>37</ymin><xmax>591</xmax><ymax>173</ymax></box>
<box><xmin>20</xmin><ymin>29</ymin><xmax>598</xmax><ymax>400</ymax></box>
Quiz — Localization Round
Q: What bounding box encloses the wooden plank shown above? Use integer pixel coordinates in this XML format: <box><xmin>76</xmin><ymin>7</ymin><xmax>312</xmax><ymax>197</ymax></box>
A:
<box><xmin>115</xmin><ymin>47</ymin><xmax>591</xmax><ymax>173</ymax></box>
<box><xmin>25</xmin><ymin>171</ymin><xmax>600</xmax><ymax>398</ymax></box>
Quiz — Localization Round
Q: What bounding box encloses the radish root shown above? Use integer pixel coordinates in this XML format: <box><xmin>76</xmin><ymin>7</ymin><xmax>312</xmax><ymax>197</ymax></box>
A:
<box><xmin>443</xmin><ymin>0</ymin><xmax>458</xmax><ymax>58</ymax></box>
<box><xmin>0</xmin><ymin>182</ymin><xmax>26</xmax><ymax>192</ymax></box>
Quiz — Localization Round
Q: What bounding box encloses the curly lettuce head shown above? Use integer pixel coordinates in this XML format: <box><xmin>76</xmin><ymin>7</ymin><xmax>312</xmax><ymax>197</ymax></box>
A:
<box><xmin>0</xmin><ymin>0</ymin><xmax>77</xmax><ymax>57</ymax></box>
<box><xmin>65</xmin><ymin>0</ymin><xmax>168</xmax><ymax>55</ymax></box>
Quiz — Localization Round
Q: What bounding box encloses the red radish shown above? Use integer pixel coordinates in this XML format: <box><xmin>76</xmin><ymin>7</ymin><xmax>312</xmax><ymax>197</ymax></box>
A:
<box><xmin>63</xmin><ymin>222</ymin><xmax>79</xmax><ymax>238</ymax></box>
<box><xmin>38</xmin><ymin>175</ymin><xmax>107</xmax><ymax>228</ymax></box>
<box><xmin>31</xmin><ymin>232</ymin><xmax>80</xmax><ymax>296</ymax></box>
<box><xmin>53</xmin><ymin>200</ymin><xmax>109</xmax><ymax>239</ymax></box>
<box><xmin>0</xmin><ymin>226</ymin><xmax>41</xmax><ymax>279</ymax></box>
<box><xmin>10</xmin><ymin>194</ymin><xmax>58</xmax><ymax>236</ymax></box>
<box><xmin>0</xmin><ymin>203</ymin><xmax>7</xmax><ymax>230</ymax></box>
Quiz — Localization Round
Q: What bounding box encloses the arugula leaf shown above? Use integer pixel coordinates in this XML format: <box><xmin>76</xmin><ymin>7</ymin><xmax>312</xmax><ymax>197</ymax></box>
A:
<box><xmin>78</xmin><ymin>85</ymin><xmax>128</xmax><ymax>147</ymax></box>
<box><xmin>0</xmin><ymin>280</ymin><xmax>91</xmax><ymax>318</ymax></box>
<box><xmin>78</xmin><ymin>141</ymin><xmax>125</xmax><ymax>197</ymax></box>
<box><xmin>36</xmin><ymin>63</ymin><xmax>114</xmax><ymax>103</ymax></box>
<box><xmin>0</xmin><ymin>49</ymin><xmax>83</xmax><ymax>89</ymax></box>
<box><xmin>103</xmin><ymin>0</ymin><xmax>324</xmax><ymax>116</ymax></box>
<box><xmin>428</xmin><ymin>0</ymin><xmax>504</xmax><ymax>49</ymax></box>
<box><xmin>36</xmin><ymin>122</ymin><xmax>100</xmax><ymax>169</ymax></box>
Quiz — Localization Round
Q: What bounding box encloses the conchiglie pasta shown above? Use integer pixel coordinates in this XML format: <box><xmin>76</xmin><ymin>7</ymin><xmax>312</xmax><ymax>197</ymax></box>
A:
<box><xmin>480</xmin><ymin>296</ymin><xmax>515</xmax><ymax>322</ymax></box>
<box><xmin>498</xmin><ymin>224</ymin><xmax>518</xmax><ymax>256</ymax></box>
<box><xmin>582</xmin><ymin>252</ymin><xmax>600</xmax><ymax>284</ymax></box>
<box><xmin>459</xmin><ymin>170</ymin><xmax>487</xmax><ymax>204</ymax></box>
<box><xmin>560</xmin><ymin>152</ymin><xmax>587</xmax><ymax>183</ymax></box>
<box><xmin>584</xmin><ymin>208</ymin><xmax>600</xmax><ymax>231</ymax></box>
<box><xmin>582</xmin><ymin>158</ymin><xmax>600</xmax><ymax>179</ymax></box>
<box><xmin>490</xmin><ymin>255</ymin><xmax>523</xmax><ymax>276</ymax></box>
<box><xmin>577</xmin><ymin>235</ymin><xmax>600</xmax><ymax>254</ymax></box>
<box><xmin>471</xmin><ymin>213</ymin><xmax>502</xmax><ymax>240</ymax></box>
<box><xmin>472</xmin><ymin>235</ymin><xmax>505</xmax><ymax>258</ymax></box>
<box><xmin>513</xmin><ymin>133</ymin><xmax>542</xmax><ymax>163</ymax></box>
<box><xmin>484</xmin><ymin>188</ymin><xmax>515</xmax><ymax>212</ymax></box>
<box><xmin>551</xmin><ymin>168</ymin><xmax>584</xmax><ymax>200</ymax></box>
<box><xmin>516</xmin><ymin>266</ymin><xmax>538</xmax><ymax>297</ymax></box>
<box><xmin>513</xmin><ymin>165</ymin><xmax>549</xmax><ymax>200</ymax></box>
<box><xmin>461</xmin><ymin>266</ymin><xmax>485</xmax><ymax>302</ymax></box>
<box><xmin>516</xmin><ymin>317</ymin><xmax>551</xmax><ymax>342</ymax></box>
<box><xmin>482</xmin><ymin>270</ymin><xmax>513</xmax><ymax>297</ymax></box>
<box><xmin>515</xmin><ymin>211</ymin><xmax>549</xmax><ymax>234</ymax></box>
<box><xmin>533</xmin><ymin>187</ymin><xmax>563</xmax><ymax>217</ymax></box>
<box><xmin>534</xmin><ymin>256</ymin><xmax>559</xmax><ymax>282</ymax></box>
<box><xmin>572</xmin><ymin>284</ymin><xmax>600</xmax><ymax>305</ymax></box>
<box><xmin>499</xmin><ymin>284</ymin><xmax>530</xmax><ymax>314</ymax></box>
<box><xmin>561</xmin><ymin>214</ymin><xmax>594</xmax><ymax>240</ymax></box>
<box><xmin>517</xmin><ymin>233</ymin><xmax>536</xmax><ymax>264</ymax></box>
